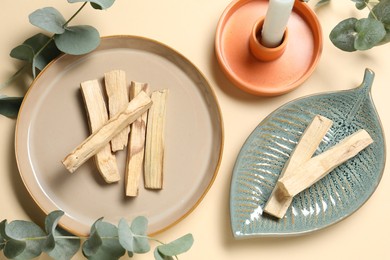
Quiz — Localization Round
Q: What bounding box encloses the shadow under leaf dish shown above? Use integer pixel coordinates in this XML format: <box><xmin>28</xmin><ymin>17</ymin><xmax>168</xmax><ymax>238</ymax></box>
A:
<box><xmin>230</xmin><ymin>69</ymin><xmax>385</xmax><ymax>237</ymax></box>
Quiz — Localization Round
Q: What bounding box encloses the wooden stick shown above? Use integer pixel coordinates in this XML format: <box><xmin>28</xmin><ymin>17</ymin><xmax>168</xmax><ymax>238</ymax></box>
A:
<box><xmin>144</xmin><ymin>89</ymin><xmax>169</xmax><ymax>189</ymax></box>
<box><xmin>264</xmin><ymin>115</ymin><xmax>333</xmax><ymax>218</ymax></box>
<box><xmin>278</xmin><ymin>129</ymin><xmax>373</xmax><ymax>197</ymax></box>
<box><xmin>125</xmin><ymin>82</ymin><xmax>151</xmax><ymax>196</ymax></box>
<box><xmin>80</xmin><ymin>80</ymin><xmax>120</xmax><ymax>183</ymax></box>
<box><xmin>104</xmin><ymin>70</ymin><xmax>130</xmax><ymax>152</ymax></box>
<box><xmin>62</xmin><ymin>91</ymin><xmax>152</xmax><ymax>173</ymax></box>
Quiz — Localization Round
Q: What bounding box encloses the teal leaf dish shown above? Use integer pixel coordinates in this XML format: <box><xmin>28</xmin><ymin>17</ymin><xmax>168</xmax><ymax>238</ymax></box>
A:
<box><xmin>230</xmin><ymin>69</ymin><xmax>386</xmax><ymax>238</ymax></box>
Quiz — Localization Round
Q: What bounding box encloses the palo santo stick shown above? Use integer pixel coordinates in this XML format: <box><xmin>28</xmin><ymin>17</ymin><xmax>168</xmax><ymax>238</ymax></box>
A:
<box><xmin>264</xmin><ymin>115</ymin><xmax>333</xmax><ymax>218</ymax></box>
<box><xmin>62</xmin><ymin>91</ymin><xmax>152</xmax><ymax>173</ymax></box>
<box><xmin>104</xmin><ymin>70</ymin><xmax>130</xmax><ymax>152</ymax></box>
<box><xmin>125</xmin><ymin>82</ymin><xmax>151</xmax><ymax>196</ymax></box>
<box><xmin>80</xmin><ymin>80</ymin><xmax>120</xmax><ymax>183</ymax></box>
<box><xmin>144</xmin><ymin>89</ymin><xmax>169</xmax><ymax>189</ymax></box>
<box><xmin>278</xmin><ymin>129</ymin><xmax>373</xmax><ymax>197</ymax></box>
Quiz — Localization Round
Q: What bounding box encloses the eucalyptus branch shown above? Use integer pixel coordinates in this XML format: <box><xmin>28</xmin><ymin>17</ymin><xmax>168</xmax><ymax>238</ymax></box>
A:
<box><xmin>0</xmin><ymin>0</ymin><xmax>115</xmax><ymax>118</ymax></box>
<box><xmin>0</xmin><ymin>211</ymin><xmax>194</xmax><ymax>260</ymax></box>
<box><xmin>363</xmin><ymin>1</ymin><xmax>379</xmax><ymax>20</ymax></box>
<box><xmin>307</xmin><ymin>0</ymin><xmax>390</xmax><ymax>52</ymax></box>
<box><xmin>63</xmin><ymin>2</ymin><xmax>88</xmax><ymax>27</ymax></box>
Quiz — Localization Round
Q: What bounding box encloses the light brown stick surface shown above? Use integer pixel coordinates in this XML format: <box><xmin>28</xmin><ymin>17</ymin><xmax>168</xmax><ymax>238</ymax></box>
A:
<box><xmin>278</xmin><ymin>129</ymin><xmax>373</xmax><ymax>197</ymax></box>
<box><xmin>80</xmin><ymin>80</ymin><xmax>120</xmax><ymax>183</ymax></box>
<box><xmin>125</xmin><ymin>82</ymin><xmax>151</xmax><ymax>196</ymax></box>
<box><xmin>104</xmin><ymin>70</ymin><xmax>130</xmax><ymax>152</ymax></box>
<box><xmin>62</xmin><ymin>91</ymin><xmax>152</xmax><ymax>173</ymax></box>
<box><xmin>264</xmin><ymin>115</ymin><xmax>333</xmax><ymax>218</ymax></box>
<box><xmin>144</xmin><ymin>89</ymin><xmax>169</xmax><ymax>189</ymax></box>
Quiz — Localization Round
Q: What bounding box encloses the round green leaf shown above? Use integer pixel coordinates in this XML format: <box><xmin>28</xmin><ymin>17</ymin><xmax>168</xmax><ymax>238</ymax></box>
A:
<box><xmin>154</xmin><ymin>247</ymin><xmax>174</xmax><ymax>260</ymax></box>
<box><xmin>130</xmin><ymin>216</ymin><xmax>148</xmax><ymax>236</ymax></box>
<box><xmin>157</xmin><ymin>234</ymin><xmax>194</xmax><ymax>257</ymax></box>
<box><xmin>10</xmin><ymin>44</ymin><xmax>34</xmax><ymax>62</ymax></box>
<box><xmin>0</xmin><ymin>220</ymin><xmax>5</xmax><ymax>250</ymax></box>
<box><xmin>353</xmin><ymin>0</ymin><xmax>368</xmax><ymax>10</ymax></box>
<box><xmin>82</xmin><ymin>220</ymin><xmax>103</xmax><ymax>257</ymax></box>
<box><xmin>45</xmin><ymin>210</ymin><xmax>64</xmax><ymax>234</ymax></box>
<box><xmin>29</xmin><ymin>7</ymin><xmax>66</xmax><ymax>34</ymax></box>
<box><xmin>130</xmin><ymin>216</ymin><xmax>150</xmax><ymax>254</ymax></box>
<box><xmin>329</xmin><ymin>18</ymin><xmax>358</xmax><ymax>52</ymax></box>
<box><xmin>54</xmin><ymin>25</ymin><xmax>100</xmax><ymax>55</ymax></box>
<box><xmin>46</xmin><ymin>228</ymin><xmax>80</xmax><ymax>260</ymax></box>
<box><xmin>118</xmin><ymin>219</ymin><xmax>134</xmax><ymax>253</ymax></box>
<box><xmin>354</xmin><ymin>18</ymin><xmax>386</xmax><ymax>50</ymax></box>
<box><xmin>3</xmin><ymin>239</ymin><xmax>26</xmax><ymax>259</ymax></box>
<box><xmin>133</xmin><ymin>235</ymin><xmax>150</xmax><ymax>254</ymax></box>
<box><xmin>24</xmin><ymin>33</ymin><xmax>62</xmax><ymax>71</ymax></box>
<box><xmin>379</xmin><ymin>31</ymin><xmax>390</xmax><ymax>45</ymax></box>
<box><xmin>371</xmin><ymin>0</ymin><xmax>390</xmax><ymax>26</ymax></box>
<box><xmin>67</xmin><ymin>0</ymin><xmax>115</xmax><ymax>10</ymax></box>
<box><xmin>5</xmin><ymin>220</ymin><xmax>46</xmax><ymax>259</ymax></box>
<box><xmin>42</xmin><ymin>210</ymin><xmax>65</xmax><ymax>253</ymax></box>
<box><xmin>315</xmin><ymin>0</ymin><xmax>330</xmax><ymax>7</ymax></box>
<box><xmin>0</xmin><ymin>96</ymin><xmax>23</xmax><ymax>118</ymax></box>
<box><xmin>89</xmin><ymin>221</ymin><xmax>125</xmax><ymax>259</ymax></box>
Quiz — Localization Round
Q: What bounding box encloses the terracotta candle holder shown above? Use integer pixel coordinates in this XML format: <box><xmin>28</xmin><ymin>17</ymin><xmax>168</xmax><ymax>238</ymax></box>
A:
<box><xmin>249</xmin><ymin>17</ymin><xmax>288</xmax><ymax>62</ymax></box>
<box><xmin>215</xmin><ymin>0</ymin><xmax>323</xmax><ymax>96</ymax></box>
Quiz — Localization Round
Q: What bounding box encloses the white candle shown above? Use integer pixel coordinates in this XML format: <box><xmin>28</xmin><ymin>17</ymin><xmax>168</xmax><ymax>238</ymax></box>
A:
<box><xmin>261</xmin><ymin>0</ymin><xmax>294</xmax><ymax>48</ymax></box>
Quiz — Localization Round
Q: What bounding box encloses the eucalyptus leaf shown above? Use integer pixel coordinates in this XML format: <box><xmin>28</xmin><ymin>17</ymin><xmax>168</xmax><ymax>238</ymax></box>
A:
<box><xmin>157</xmin><ymin>234</ymin><xmax>194</xmax><ymax>257</ymax></box>
<box><xmin>130</xmin><ymin>216</ymin><xmax>150</xmax><ymax>254</ymax></box>
<box><xmin>352</xmin><ymin>0</ymin><xmax>368</xmax><ymax>10</ymax></box>
<box><xmin>10</xmin><ymin>33</ymin><xmax>62</xmax><ymax>78</ymax></box>
<box><xmin>45</xmin><ymin>210</ymin><xmax>64</xmax><ymax>235</ymax></box>
<box><xmin>3</xmin><ymin>238</ymin><xmax>26</xmax><ymax>259</ymax></box>
<box><xmin>0</xmin><ymin>96</ymin><xmax>23</xmax><ymax>118</ymax></box>
<box><xmin>0</xmin><ymin>220</ymin><xmax>5</xmax><ymax>250</ymax></box>
<box><xmin>43</xmin><ymin>210</ymin><xmax>80</xmax><ymax>260</ymax></box>
<box><xmin>5</xmin><ymin>220</ymin><xmax>46</xmax><ymax>260</ymax></box>
<box><xmin>10</xmin><ymin>44</ymin><xmax>34</xmax><ymax>62</ymax></box>
<box><xmin>370</xmin><ymin>0</ymin><xmax>390</xmax><ymax>26</ymax></box>
<box><xmin>54</xmin><ymin>25</ymin><xmax>100</xmax><ymax>55</ymax></box>
<box><xmin>46</xmin><ymin>229</ymin><xmax>80</xmax><ymax>260</ymax></box>
<box><xmin>354</xmin><ymin>18</ymin><xmax>386</xmax><ymax>50</ymax></box>
<box><xmin>379</xmin><ymin>30</ymin><xmax>390</xmax><ymax>45</ymax></box>
<box><xmin>330</xmin><ymin>18</ymin><xmax>358</xmax><ymax>52</ymax></box>
<box><xmin>315</xmin><ymin>0</ymin><xmax>330</xmax><ymax>7</ymax></box>
<box><xmin>88</xmin><ymin>221</ymin><xmax>125</xmax><ymax>260</ymax></box>
<box><xmin>67</xmin><ymin>0</ymin><xmax>115</xmax><ymax>10</ymax></box>
<box><xmin>24</xmin><ymin>33</ymin><xmax>61</xmax><ymax>71</ymax></box>
<box><xmin>29</xmin><ymin>7</ymin><xmax>66</xmax><ymax>34</ymax></box>
<box><xmin>154</xmin><ymin>248</ymin><xmax>174</xmax><ymax>260</ymax></box>
<box><xmin>0</xmin><ymin>220</ymin><xmax>6</xmax><ymax>239</ymax></box>
<box><xmin>118</xmin><ymin>219</ymin><xmax>134</xmax><ymax>253</ymax></box>
<box><xmin>130</xmin><ymin>216</ymin><xmax>148</xmax><ymax>236</ymax></box>
<box><xmin>82</xmin><ymin>219</ymin><xmax>103</xmax><ymax>257</ymax></box>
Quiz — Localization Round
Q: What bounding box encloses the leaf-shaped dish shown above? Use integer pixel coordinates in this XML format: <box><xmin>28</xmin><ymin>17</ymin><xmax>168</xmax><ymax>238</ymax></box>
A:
<box><xmin>230</xmin><ymin>69</ymin><xmax>386</xmax><ymax>237</ymax></box>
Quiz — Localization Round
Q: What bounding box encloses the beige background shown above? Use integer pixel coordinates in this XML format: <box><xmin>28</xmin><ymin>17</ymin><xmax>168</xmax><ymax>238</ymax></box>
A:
<box><xmin>1</xmin><ymin>0</ymin><xmax>389</xmax><ymax>259</ymax></box>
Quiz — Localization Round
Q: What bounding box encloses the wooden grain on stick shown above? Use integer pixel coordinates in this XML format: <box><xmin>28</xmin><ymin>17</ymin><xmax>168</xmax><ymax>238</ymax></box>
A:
<box><xmin>278</xmin><ymin>129</ymin><xmax>373</xmax><ymax>197</ymax></box>
<box><xmin>125</xmin><ymin>82</ymin><xmax>151</xmax><ymax>196</ymax></box>
<box><xmin>264</xmin><ymin>115</ymin><xmax>333</xmax><ymax>218</ymax></box>
<box><xmin>62</xmin><ymin>91</ymin><xmax>152</xmax><ymax>173</ymax></box>
<box><xmin>104</xmin><ymin>70</ymin><xmax>130</xmax><ymax>152</ymax></box>
<box><xmin>80</xmin><ymin>80</ymin><xmax>120</xmax><ymax>183</ymax></box>
<box><xmin>144</xmin><ymin>89</ymin><xmax>169</xmax><ymax>189</ymax></box>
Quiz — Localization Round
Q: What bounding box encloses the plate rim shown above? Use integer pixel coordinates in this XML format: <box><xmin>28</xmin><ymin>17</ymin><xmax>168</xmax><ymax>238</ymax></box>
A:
<box><xmin>14</xmin><ymin>35</ymin><xmax>225</xmax><ymax>236</ymax></box>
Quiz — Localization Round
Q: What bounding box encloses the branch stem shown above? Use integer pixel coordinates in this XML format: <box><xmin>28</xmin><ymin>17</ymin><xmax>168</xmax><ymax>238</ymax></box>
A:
<box><xmin>63</xmin><ymin>2</ymin><xmax>88</xmax><ymax>27</ymax></box>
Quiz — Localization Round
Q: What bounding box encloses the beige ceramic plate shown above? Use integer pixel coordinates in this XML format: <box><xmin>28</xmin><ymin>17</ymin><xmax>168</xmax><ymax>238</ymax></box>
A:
<box><xmin>15</xmin><ymin>35</ymin><xmax>223</xmax><ymax>236</ymax></box>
